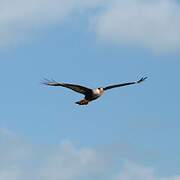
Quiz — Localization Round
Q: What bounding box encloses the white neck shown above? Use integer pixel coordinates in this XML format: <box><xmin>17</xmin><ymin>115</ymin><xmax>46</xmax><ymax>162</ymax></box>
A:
<box><xmin>94</xmin><ymin>88</ymin><xmax>104</xmax><ymax>95</ymax></box>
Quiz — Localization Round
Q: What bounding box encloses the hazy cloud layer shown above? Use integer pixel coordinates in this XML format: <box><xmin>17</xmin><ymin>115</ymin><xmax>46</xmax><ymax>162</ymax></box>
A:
<box><xmin>1</xmin><ymin>128</ymin><xmax>180</xmax><ymax>180</ymax></box>
<box><xmin>1</xmin><ymin>0</ymin><xmax>180</xmax><ymax>52</ymax></box>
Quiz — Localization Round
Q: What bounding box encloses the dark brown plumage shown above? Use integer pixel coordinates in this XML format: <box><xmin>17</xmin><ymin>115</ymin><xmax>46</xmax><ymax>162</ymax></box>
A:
<box><xmin>43</xmin><ymin>76</ymin><xmax>147</xmax><ymax>105</ymax></box>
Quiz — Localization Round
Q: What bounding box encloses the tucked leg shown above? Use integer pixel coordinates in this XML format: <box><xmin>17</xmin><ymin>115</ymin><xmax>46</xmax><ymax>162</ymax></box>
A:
<box><xmin>75</xmin><ymin>99</ymin><xmax>89</xmax><ymax>105</ymax></box>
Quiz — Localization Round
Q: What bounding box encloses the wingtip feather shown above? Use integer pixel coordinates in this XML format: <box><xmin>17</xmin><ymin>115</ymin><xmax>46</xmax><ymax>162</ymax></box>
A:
<box><xmin>137</xmin><ymin>76</ymin><xmax>148</xmax><ymax>83</ymax></box>
<box><xmin>41</xmin><ymin>78</ymin><xmax>55</xmax><ymax>86</ymax></box>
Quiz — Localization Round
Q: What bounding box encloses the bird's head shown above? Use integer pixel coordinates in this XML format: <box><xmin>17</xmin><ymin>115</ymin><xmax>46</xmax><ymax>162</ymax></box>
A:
<box><xmin>97</xmin><ymin>87</ymin><xmax>104</xmax><ymax>94</ymax></box>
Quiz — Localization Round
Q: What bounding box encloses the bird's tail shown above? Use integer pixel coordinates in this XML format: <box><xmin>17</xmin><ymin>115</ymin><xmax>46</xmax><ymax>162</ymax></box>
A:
<box><xmin>75</xmin><ymin>99</ymin><xmax>89</xmax><ymax>105</ymax></box>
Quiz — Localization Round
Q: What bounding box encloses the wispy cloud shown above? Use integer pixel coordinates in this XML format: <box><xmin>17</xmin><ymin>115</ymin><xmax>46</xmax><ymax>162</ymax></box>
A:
<box><xmin>0</xmin><ymin>128</ymin><xmax>180</xmax><ymax>180</ymax></box>
<box><xmin>0</xmin><ymin>0</ymin><xmax>105</xmax><ymax>47</ymax></box>
<box><xmin>0</xmin><ymin>128</ymin><xmax>106</xmax><ymax>180</ymax></box>
<box><xmin>38</xmin><ymin>141</ymin><xmax>106</xmax><ymax>180</ymax></box>
<box><xmin>92</xmin><ymin>0</ymin><xmax>180</xmax><ymax>53</ymax></box>
<box><xmin>116</xmin><ymin>162</ymin><xmax>180</xmax><ymax>180</ymax></box>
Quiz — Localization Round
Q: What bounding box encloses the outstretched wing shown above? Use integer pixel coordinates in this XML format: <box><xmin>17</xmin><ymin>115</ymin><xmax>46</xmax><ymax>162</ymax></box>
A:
<box><xmin>42</xmin><ymin>79</ymin><xmax>92</xmax><ymax>95</ymax></box>
<box><xmin>103</xmin><ymin>76</ymin><xmax>147</xmax><ymax>91</ymax></box>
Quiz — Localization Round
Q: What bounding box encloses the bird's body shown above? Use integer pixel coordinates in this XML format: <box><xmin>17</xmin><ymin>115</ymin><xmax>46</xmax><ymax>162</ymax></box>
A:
<box><xmin>43</xmin><ymin>77</ymin><xmax>147</xmax><ymax>105</ymax></box>
<box><xmin>76</xmin><ymin>88</ymin><xmax>104</xmax><ymax>105</ymax></box>
<box><xmin>91</xmin><ymin>88</ymin><xmax>104</xmax><ymax>100</ymax></box>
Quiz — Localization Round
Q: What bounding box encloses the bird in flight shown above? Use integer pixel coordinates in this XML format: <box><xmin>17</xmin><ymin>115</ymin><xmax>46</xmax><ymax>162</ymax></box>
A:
<box><xmin>43</xmin><ymin>76</ymin><xmax>147</xmax><ymax>105</ymax></box>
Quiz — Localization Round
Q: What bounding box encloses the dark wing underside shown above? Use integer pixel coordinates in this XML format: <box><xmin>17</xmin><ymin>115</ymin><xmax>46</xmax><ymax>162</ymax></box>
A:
<box><xmin>103</xmin><ymin>77</ymin><xmax>147</xmax><ymax>91</ymax></box>
<box><xmin>43</xmin><ymin>79</ymin><xmax>92</xmax><ymax>95</ymax></box>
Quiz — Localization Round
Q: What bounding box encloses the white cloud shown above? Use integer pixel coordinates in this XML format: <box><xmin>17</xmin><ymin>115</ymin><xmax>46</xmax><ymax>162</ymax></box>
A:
<box><xmin>1</xmin><ymin>128</ymin><xmax>180</xmax><ymax>180</ymax></box>
<box><xmin>116</xmin><ymin>162</ymin><xmax>156</xmax><ymax>180</ymax></box>
<box><xmin>116</xmin><ymin>162</ymin><xmax>180</xmax><ymax>180</ymax></box>
<box><xmin>1</xmin><ymin>0</ymin><xmax>180</xmax><ymax>52</ymax></box>
<box><xmin>38</xmin><ymin>141</ymin><xmax>105</xmax><ymax>180</ymax></box>
<box><xmin>92</xmin><ymin>0</ymin><xmax>180</xmax><ymax>52</ymax></box>
<box><xmin>0</xmin><ymin>128</ymin><xmax>106</xmax><ymax>180</ymax></box>
<box><xmin>0</xmin><ymin>0</ymin><xmax>105</xmax><ymax>47</ymax></box>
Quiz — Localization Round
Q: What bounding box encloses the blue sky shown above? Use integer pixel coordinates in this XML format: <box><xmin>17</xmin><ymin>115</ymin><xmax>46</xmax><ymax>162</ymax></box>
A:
<box><xmin>0</xmin><ymin>0</ymin><xmax>180</xmax><ymax>179</ymax></box>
